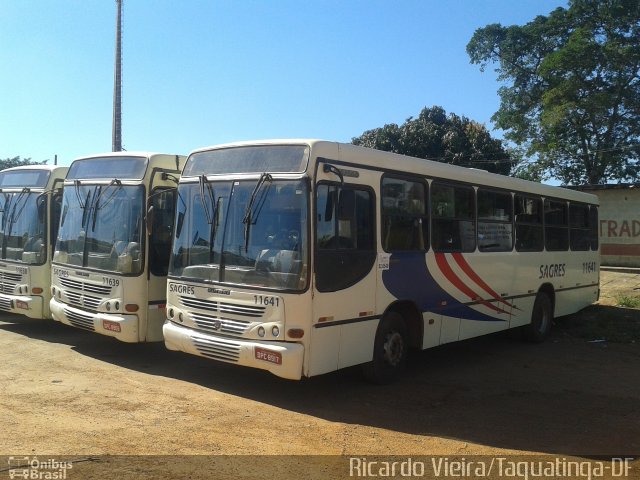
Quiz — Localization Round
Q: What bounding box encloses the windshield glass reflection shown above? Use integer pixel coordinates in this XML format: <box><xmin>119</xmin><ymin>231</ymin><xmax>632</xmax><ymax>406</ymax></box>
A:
<box><xmin>54</xmin><ymin>184</ymin><xmax>144</xmax><ymax>274</ymax></box>
<box><xmin>0</xmin><ymin>191</ymin><xmax>47</xmax><ymax>264</ymax></box>
<box><xmin>170</xmin><ymin>179</ymin><xmax>308</xmax><ymax>290</ymax></box>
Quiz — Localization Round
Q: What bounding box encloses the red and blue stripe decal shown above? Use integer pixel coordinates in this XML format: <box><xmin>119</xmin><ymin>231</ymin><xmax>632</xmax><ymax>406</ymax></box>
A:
<box><xmin>381</xmin><ymin>251</ymin><xmax>509</xmax><ymax>322</ymax></box>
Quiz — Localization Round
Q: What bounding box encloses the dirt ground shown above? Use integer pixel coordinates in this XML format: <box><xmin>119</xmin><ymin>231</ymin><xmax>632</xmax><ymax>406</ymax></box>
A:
<box><xmin>0</xmin><ymin>270</ymin><xmax>638</xmax><ymax>478</ymax></box>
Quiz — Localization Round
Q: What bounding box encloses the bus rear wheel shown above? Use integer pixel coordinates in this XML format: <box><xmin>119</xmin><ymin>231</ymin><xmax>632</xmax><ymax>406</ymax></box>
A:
<box><xmin>523</xmin><ymin>292</ymin><xmax>553</xmax><ymax>343</ymax></box>
<box><xmin>363</xmin><ymin>312</ymin><xmax>408</xmax><ymax>384</ymax></box>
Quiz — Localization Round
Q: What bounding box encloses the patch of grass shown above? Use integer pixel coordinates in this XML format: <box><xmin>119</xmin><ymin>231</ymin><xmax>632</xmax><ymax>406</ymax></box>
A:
<box><xmin>556</xmin><ymin>305</ymin><xmax>640</xmax><ymax>343</ymax></box>
<box><xmin>616</xmin><ymin>295</ymin><xmax>640</xmax><ymax>309</ymax></box>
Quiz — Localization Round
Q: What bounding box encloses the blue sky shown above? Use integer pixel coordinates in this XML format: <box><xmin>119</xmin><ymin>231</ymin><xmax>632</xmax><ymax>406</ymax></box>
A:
<box><xmin>1</xmin><ymin>0</ymin><xmax>568</xmax><ymax>167</ymax></box>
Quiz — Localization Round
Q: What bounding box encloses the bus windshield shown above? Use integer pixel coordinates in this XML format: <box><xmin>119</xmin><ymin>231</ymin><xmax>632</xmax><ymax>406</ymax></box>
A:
<box><xmin>170</xmin><ymin>178</ymin><xmax>308</xmax><ymax>291</ymax></box>
<box><xmin>0</xmin><ymin>191</ymin><xmax>47</xmax><ymax>264</ymax></box>
<box><xmin>54</xmin><ymin>184</ymin><xmax>144</xmax><ymax>274</ymax></box>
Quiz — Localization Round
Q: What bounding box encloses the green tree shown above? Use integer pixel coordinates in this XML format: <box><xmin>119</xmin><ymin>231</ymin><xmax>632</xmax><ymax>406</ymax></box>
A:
<box><xmin>467</xmin><ymin>0</ymin><xmax>640</xmax><ymax>185</ymax></box>
<box><xmin>352</xmin><ymin>106</ymin><xmax>513</xmax><ymax>175</ymax></box>
<box><xmin>0</xmin><ymin>156</ymin><xmax>47</xmax><ymax>169</ymax></box>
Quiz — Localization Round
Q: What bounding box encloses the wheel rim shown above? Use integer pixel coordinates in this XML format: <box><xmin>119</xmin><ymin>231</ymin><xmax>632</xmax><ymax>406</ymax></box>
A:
<box><xmin>383</xmin><ymin>331</ymin><xmax>404</xmax><ymax>367</ymax></box>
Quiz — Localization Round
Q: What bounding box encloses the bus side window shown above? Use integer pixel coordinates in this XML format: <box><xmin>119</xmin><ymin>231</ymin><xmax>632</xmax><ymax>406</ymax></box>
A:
<box><xmin>51</xmin><ymin>192</ymin><xmax>62</xmax><ymax>245</ymax></box>
<box><xmin>588</xmin><ymin>205</ymin><xmax>598</xmax><ymax>251</ymax></box>
<box><xmin>381</xmin><ymin>176</ymin><xmax>428</xmax><ymax>252</ymax></box>
<box><xmin>315</xmin><ymin>183</ymin><xmax>375</xmax><ymax>292</ymax></box>
<box><xmin>515</xmin><ymin>195</ymin><xmax>543</xmax><ymax>252</ymax></box>
<box><xmin>569</xmin><ymin>203</ymin><xmax>590</xmax><ymax>251</ymax></box>
<box><xmin>544</xmin><ymin>199</ymin><xmax>569</xmax><ymax>251</ymax></box>
<box><xmin>431</xmin><ymin>182</ymin><xmax>475</xmax><ymax>253</ymax></box>
<box><xmin>477</xmin><ymin>188</ymin><xmax>513</xmax><ymax>252</ymax></box>
<box><xmin>149</xmin><ymin>188</ymin><xmax>177</xmax><ymax>276</ymax></box>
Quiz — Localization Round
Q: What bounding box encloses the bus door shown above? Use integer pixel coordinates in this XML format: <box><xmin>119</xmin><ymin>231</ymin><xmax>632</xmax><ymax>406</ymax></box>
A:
<box><xmin>145</xmin><ymin>185</ymin><xmax>177</xmax><ymax>341</ymax></box>
<box><xmin>310</xmin><ymin>166</ymin><xmax>379</xmax><ymax>375</ymax></box>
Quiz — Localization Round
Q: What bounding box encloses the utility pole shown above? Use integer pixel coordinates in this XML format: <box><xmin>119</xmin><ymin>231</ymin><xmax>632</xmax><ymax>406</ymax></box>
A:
<box><xmin>112</xmin><ymin>0</ymin><xmax>123</xmax><ymax>152</ymax></box>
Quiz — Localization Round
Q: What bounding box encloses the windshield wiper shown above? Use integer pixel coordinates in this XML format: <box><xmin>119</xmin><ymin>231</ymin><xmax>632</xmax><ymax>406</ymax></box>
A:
<box><xmin>242</xmin><ymin>173</ymin><xmax>272</xmax><ymax>252</ymax></box>
<box><xmin>91</xmin><ymin>179</ymin><xmax>123</xmax><ymax>231</ymax></box>
<box><xmin>8</xmin><ymin>188</ymin><xmax>30</xmax><ymax>225</ymax></box>
<box><xmin>6</xmin><ymin>188</ymin><xmax>31</xmax><ymax>240</ymax></box>
<box><xmin>198</xmin><ymin>174</ymin><xmax>216</xmax><ymax>225</ymax></box>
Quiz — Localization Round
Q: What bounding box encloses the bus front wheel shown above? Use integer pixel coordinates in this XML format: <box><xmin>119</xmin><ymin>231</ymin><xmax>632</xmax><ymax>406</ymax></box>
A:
<box><xmin>363</xmin><ymin>312</ymin><xmax>408</xmax><ymax>384</ymax></box>
<box><xmin>524</xmin><ymin>292</ymin><xmax>553</xmax><ymax>343</ymax></box>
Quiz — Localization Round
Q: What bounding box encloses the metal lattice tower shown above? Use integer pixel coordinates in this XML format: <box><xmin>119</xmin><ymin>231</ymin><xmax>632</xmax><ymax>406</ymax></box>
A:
<box><xmin>112</xmin><ymin>0</ymin><xmax>123</xmax><ymax>152</ymax></box>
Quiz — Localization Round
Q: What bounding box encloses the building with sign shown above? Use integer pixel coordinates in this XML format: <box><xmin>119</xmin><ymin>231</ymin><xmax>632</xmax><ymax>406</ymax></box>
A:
<box><xmin>576</xmin><ymin>184</ymin><xmax>640</xmax><ymax>268</ymax></box>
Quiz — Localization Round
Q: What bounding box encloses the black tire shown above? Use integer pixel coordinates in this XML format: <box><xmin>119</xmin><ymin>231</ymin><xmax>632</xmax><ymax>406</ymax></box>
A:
<box><xmin>362</xmin><ymin>312</ymin><xmax>408</xmax><ymax>384</ymax></box>
<box><xmin>523</xmin><ymin>292</ymin><xmax>553</xmax><ymax>342</ymax></box>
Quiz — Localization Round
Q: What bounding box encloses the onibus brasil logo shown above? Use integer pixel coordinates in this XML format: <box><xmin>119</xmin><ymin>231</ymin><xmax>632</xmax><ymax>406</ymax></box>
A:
<box><xmin>7</xmin><ymin>457</ymin><xmax>72</xmax><ymax>479</ymax></box>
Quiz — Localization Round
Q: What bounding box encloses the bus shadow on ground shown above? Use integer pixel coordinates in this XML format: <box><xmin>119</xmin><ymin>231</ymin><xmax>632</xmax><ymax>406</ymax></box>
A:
<box><xmin>1</xmin><ymin>307</ymin><xmax>638</xmax><ymax>457</ymax></box>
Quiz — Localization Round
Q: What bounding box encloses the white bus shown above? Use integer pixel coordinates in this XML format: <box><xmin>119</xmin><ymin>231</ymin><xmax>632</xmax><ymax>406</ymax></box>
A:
<box><xmin>0</xmin><ymin>165</ymin><xmax>68</xmax><ymax>319</ymax></box>
<box><xmin>50</xmin><ymin>152</ymin><xmax>185</xmax><ymax>342</ymax></box>
<box><xmin>163</xmin><ymin>140</ymin><xmax>599</xmax><ymax>382</ymax></box>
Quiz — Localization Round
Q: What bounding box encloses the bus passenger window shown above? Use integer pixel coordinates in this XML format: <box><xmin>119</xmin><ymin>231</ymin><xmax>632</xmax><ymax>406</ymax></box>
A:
<box><xmin>431</xmin><ymin>182</ymin><xmax>475</xmax><ymax>252</ymax></box>
<box><xmin>569</xmin><ymin>203</ymin><xmax>590</xmax><ymax>251</ymax></box>
<box><xmin>478</xmin><ymin>189</ymin><xmax>513</xmax><ymax>252</ymax></box>
<box><xmin>381</xmin><ymin>176</ymin><xmax>428</xmax><ymax>252</ymax></box>
<box><xmin>588</xmin><ymin>205</ymin><xmax>598</xmax><ymax>251</ymax></box>
<box><xmin>515</xmin><ymin>195</ymin><xmax>543</xmax><ymax>252</ymax></box>
<box><xmin>544</xmin><ymin>199</ymin><xmax>569</xmax><ymax>251</ymax></box>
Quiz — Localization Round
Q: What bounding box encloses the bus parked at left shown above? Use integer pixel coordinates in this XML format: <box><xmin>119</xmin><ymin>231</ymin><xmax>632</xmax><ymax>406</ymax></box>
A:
<box><xmin>0</xmin><ymin>165</ymin><xmax>68</xmax><ymax>319</ymax></box>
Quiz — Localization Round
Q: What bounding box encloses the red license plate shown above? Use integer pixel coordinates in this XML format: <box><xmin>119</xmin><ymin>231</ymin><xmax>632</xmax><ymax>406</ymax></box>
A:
<box><xmin>102</xmin><ymin>320</ymin><xmax>121</xmax><ymax>332</ymax></box>
<box><xmin>254</xmin><ymin>347</ymin><xmax>282</xmax><ymax>365</ymax></box>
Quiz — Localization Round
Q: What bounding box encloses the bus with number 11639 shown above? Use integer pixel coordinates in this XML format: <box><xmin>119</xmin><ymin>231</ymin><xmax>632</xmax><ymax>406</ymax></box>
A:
<box><xmin>50</xmin><ymin>152</ymin><xmax>185</xmax><ymax>342</ymax></box>
<box><xmin>163</xmin><ymin>140</ymin><xmax>599</xmax><ymax>382</ymax></box>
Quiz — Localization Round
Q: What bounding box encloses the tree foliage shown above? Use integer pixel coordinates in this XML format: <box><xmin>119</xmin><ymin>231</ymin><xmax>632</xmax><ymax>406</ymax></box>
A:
<box><xmin>467</xmin><ymin>0</ymin><xmax>640</xmax><ymax>185</ymax></box>
<box><xmin>0</xmin><ymin>156</ymin><xmax>47</xmax><ymax>170</ymax></box>
<box><xmin>351</xmin><ymin>106</ymin><xmax>513</xmax><ymax>176</ymax></box>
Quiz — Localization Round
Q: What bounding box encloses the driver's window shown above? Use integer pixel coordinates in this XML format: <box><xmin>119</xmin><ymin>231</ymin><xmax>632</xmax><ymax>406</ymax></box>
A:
<box><xmin>149</xmin><ymin>188</ymin><xmax>176</xmax><ymax>276</ymax></box>
<box><xmin>315</xmin><ymin>182</ymin><xmax>375</xmax><ymax>292</ymax></box>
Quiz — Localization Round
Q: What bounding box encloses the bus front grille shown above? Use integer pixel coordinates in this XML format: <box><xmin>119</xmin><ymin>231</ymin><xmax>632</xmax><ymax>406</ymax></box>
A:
<box><xmin>0</xmin><ymin>283</ymin><xmax>16</xmax><ymax>295</ymax></box>
<box><xmin>191</xmin><ymin>312</ymin><xmax>250</xmax><ymax>336</ymax></box>
<box><xmin>193</xmin><ymin>336</ymin><xmax>241</xmax><ymax>363</ymax></box>
<box><xmin>64</xmin><ymin>308</ymin><xmax>95</xmax><ymax>331</ymax></box>
<box><xmin>0</xmin><ymin>272</ymin><xmax>22</xmax><ymax>282</ymax></box>
<box><xmin>180</xmin><ymin>296</ymin><xmax>265</xmax><ymax>318</ymax></box>
<box><xmin>60</xmin><ymin>277</ymin><xmax>112</xmax><ymax>295</ymax></box>
<box><xmin>0</xmin><ymin>297</ymin><xmax>12</xmax><ymax>311</ymax></box>
<box><xmin>65</xmin><ymin>291</ymin><xmax>101</xmax><ymax>311</ymax></box>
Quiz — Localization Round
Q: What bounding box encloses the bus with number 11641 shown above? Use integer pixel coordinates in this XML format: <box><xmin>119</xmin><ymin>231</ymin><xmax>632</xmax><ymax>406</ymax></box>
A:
<box><xmin>163</xmin><ymin>140</ymin><xmax>599</xmax><ymax>382</ymax></box>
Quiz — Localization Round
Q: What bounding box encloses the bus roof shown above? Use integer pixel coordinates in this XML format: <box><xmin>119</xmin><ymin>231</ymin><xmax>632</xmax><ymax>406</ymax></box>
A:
<box><xmin>189</xmin><ymin>139</ymin><xmax>599</xmax><ymax>205</ymax></box>
<box><xmin>0</xmin><ymin>164</ymin><xmax>67</xmax><ymax>174</ymax></box>
<box><xmin>71</xmin><ymin>151</ymin><xmax>176</xmax><ymax>162</ymax></box>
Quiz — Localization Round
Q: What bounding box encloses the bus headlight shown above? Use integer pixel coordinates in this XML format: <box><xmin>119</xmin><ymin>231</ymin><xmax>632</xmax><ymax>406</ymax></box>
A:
<box><xmin>258</xmin><ymin>327</ymin><xmax>266</xmax><ymax>338</ymax></box>
<box><xmin>106</xmin><ymin>302</ymin><xmax>111</xmax><ymax>311</ymax></box>
<box><xmin>271</xmin><ymin>326</ymin><xmax>280</xmax><ymax>337</ymax></box>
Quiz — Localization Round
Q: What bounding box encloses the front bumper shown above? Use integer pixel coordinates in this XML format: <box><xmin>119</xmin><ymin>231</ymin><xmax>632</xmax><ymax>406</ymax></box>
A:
<box><xmin>0</xmin><ymin>294</ymin><xmax>44</xmax><ymax>319</ymax></box>
<box><xmin>163</xmin><ymin>320</ymin><xmax>304</xmax><ymax>380</ymax></box>
<box><xmin>50</xmin><ymin>297</ymin><xmax>140</xmax><ymax>343</ymax></box>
